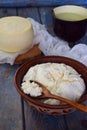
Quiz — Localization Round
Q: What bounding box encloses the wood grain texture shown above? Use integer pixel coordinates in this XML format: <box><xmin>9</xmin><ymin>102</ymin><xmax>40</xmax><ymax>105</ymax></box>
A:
<box><xmin>17</xmin><ymin>7</ymin><xmax>41</xmax><ymax>23</ymax></box>
<box><xmin>0</xmin><ymin>5</ymin><xmax>87</xmax><ymax>130</ymax></box>
<box><xmin>0</xmin><ymin>8</ymin><xmax>23</xmax><ymax>130</ymax></box>
<box><xmin>39</xmin><ymin>7</ymin><xmax>54</xmax><ymax>35</ymax></box>
<box><xmin>0</xmin><ymin>64</ymin><xmax>23</xmax><ymax>130</ymax></box>
<box><xmin>0</xmin><ymin>8</ymin><xmax>17</xmax><ymax>17</ymax></box>
<box><xmin>0</xmin><ymin>0</ymin><xmax>87</xmax><ymax>7</ymax></box>
<box><xmin>14</xmin><ymin>45</ymin><xmax>41</xmax><ymax>64</ymax></box>
<box><xmin>24</xmin><ymin>101</ymin><xmax>67</xmax><ymax>130</ymax></box>
<box><xmin>64</xmin><ymin>105</ymin><xmax>87</xmax><ymax>130</ymax></box>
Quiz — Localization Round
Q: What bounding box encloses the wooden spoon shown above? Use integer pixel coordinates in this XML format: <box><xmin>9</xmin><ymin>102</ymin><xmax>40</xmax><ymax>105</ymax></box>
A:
<box><xmin>30</xmin><ymin>80</ymin><xmax>87</xmax><ymax>113</ymax></box>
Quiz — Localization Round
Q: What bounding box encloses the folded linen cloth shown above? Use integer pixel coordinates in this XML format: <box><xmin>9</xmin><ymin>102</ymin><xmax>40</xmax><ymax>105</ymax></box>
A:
<box><xmin>0</xmin><ymin>17</ymin><xmax>87</xmax><ymax>66</ymax></box>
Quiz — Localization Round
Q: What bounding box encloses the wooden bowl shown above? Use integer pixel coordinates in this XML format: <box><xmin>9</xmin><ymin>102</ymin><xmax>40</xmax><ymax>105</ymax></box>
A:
<box><xmin>14</xmin><ymin>56</ymin><xmax>87</xmax><ymax>115</ymax></box>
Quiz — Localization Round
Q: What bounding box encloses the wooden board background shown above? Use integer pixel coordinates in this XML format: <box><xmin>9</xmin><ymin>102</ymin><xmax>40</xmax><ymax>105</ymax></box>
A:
<box><xmin>0</xmin><ymin>0</ymin><xmax>87</xmax><ymax>7</ymax></box>
<box><xmin>0</xmin><ymin>1</ymin><xmax>87</xmax><ymax>130</ymax></box>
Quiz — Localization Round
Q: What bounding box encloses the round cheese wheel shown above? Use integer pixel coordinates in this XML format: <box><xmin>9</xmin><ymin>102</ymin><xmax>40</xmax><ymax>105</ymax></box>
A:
<box><xmin>0</xmin><ymin>16</ymin><xmax>34</xmax><ymax>52</ymax></box>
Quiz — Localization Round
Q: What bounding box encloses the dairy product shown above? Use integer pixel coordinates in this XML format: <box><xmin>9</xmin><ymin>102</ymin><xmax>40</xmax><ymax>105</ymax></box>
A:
<box><xmin>21</xmin><ymin>81</ymin><xmax>42</xmax><ymax>97</ymax></box>
<box><xmin>21</xmin><ymin>63</ymin><xmax>86</xmax><ymax>105</ymax></box>
<box><xmin>0</xmin><ymin>16</ymin><xmax>34</xmax><ymax>52</ymax></box>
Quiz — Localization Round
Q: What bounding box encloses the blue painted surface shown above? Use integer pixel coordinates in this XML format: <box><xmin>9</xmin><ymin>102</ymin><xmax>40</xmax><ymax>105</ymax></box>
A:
<box><xmin>24</xmin><ymin>102</ymin><xmax>67</xmax><ymax>130</ymax></box>
<box><xmin>0</xmin><ymin>3</ymin><xmax>87</xmax><ymax>130</ymax></box>
<box><xmin>0</xmin><ymin>0</ymin><xmax>87</xmax><ymax>7</ymax></box>
<box><xmin>0</xmin><ymin>64</ymin><xmax>23</xmax><ymax>130</ymax></box>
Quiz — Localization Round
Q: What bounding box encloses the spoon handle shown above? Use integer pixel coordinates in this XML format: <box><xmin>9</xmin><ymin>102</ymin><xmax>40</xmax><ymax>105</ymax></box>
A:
<box><xmin>48</xmin><ymin>94</ymin><xmax>87</xmax><ymax>113</ymax></box>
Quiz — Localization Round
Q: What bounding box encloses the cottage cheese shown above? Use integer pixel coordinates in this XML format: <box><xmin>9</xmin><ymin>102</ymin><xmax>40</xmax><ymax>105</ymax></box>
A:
<box><xmin>21</xmin><ymin>63</ymin><xmax>86</xmax><ymax>105</ymax></box>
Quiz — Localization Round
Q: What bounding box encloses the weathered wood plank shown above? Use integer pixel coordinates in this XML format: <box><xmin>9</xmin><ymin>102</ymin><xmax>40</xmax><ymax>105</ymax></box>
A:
<box><xmin>24</xmin><ymin>102</ymin><xmax>67</xmax><ymax>130</ymax></box>
<box><xmin>0</xmin><ymin>8</ymin><xmax>17</xmax><ymax>17</ymax></box>
<box><xmin>17</xmin><ymin>7</ymin><xmax>41</xmax><ymax>22</ymax></box>
<box><xmin>0</xmin><ymin>64</ymin><xmax>23</xmax><ymax>130</ymax></box>
<box><xmin>64</xmin><ymin>102</ymin><xmax>87</xmax><ymax>130</ymax></box>
<box><xmin>0</xmin><ymin>8</ymin><xmax>23</xmax><ymax>130</ymax></box>
<box><xmin>39</xmin><ymin>7</ymin><xmax>54</xmax><ymax>35</ymax></box>
<box><xmin>0</xmin><ymin>0</ymin><xmax>87</xmax><ymax>7</ymax></box>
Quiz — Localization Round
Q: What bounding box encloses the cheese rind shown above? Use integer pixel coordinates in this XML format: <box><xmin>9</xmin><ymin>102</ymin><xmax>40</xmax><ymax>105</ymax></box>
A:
<box><xmin>0</xmin><ymin>16</ymin><xmax>34</xmax><ymax>52</ymax></box>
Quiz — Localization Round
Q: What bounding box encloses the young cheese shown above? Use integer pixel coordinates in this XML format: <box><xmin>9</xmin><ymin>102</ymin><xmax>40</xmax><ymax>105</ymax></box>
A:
<box><xmin>0</xmin><ymin>16</ymin><xmax>34</xmax><ymax>52</ymax></box>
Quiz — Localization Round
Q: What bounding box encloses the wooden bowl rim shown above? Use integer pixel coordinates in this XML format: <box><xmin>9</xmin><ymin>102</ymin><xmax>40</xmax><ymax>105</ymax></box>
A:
<box><xmin>14</xmin><ymin>56</ymin><xmax>87</xmax><ymax>109</ymax></box>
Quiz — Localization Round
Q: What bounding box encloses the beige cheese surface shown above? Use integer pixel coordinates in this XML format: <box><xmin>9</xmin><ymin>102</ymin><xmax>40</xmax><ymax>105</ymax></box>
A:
<box><xmin>0</xmin><ymin>16</ymin><xmax>34</xmax><ymax>52</ymax></box>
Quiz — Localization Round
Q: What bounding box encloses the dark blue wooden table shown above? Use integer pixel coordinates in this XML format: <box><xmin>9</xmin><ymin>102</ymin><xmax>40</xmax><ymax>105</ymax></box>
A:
<box><xmin>0</xmin><ymin>0</ymin><xmax>87</xmax><ymax>130</ymax></box>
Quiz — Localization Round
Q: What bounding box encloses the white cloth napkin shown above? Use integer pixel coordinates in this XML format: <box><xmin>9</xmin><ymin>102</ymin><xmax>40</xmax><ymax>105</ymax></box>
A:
<box><xmin>0</xmin><ymin>17</ymin><xmax>87</xmax><ymax>66</ymax></box>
